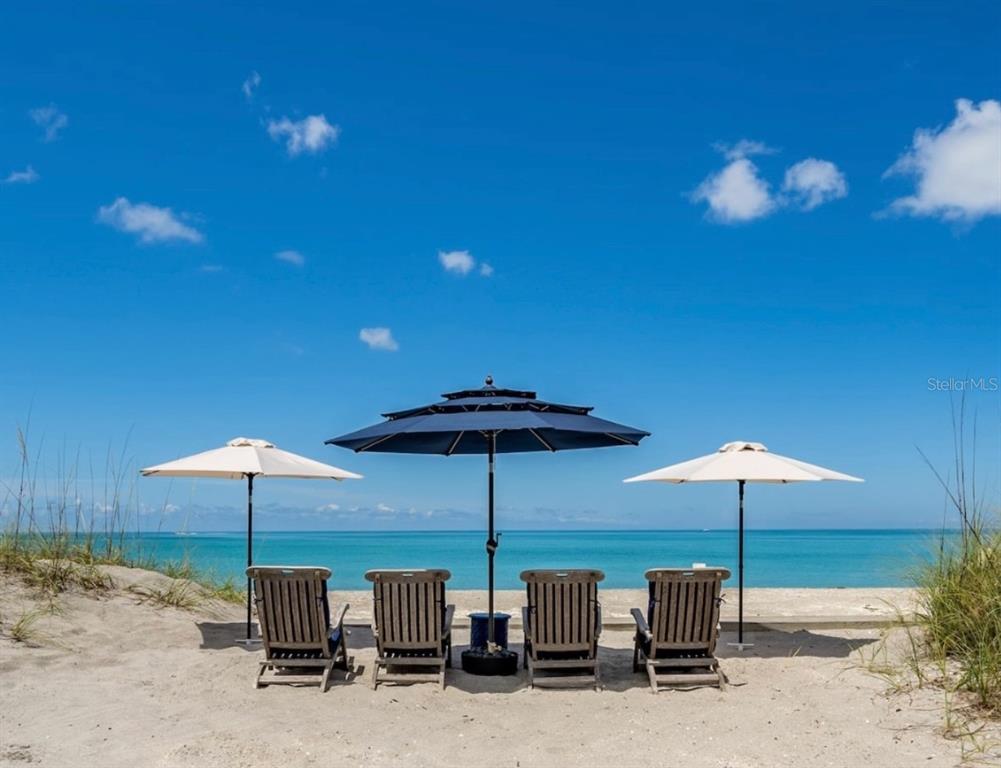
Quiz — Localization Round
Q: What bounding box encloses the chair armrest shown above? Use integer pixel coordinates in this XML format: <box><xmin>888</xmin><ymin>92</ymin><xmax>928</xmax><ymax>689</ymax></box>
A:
<box><xmin>595</xmin><ymin>602</ymin><xmax>603</xmax><ymax>637</ymax></box>
<box><xmin>443</xmin><ymin>604</ymin><xmax>455</xmax><ymax>635</ymax></box>
<box><xmin>631</xmin><ymin>608</ymin><xmax>652</xmax><ymax>640</ymax></box>
<box><xmin>329</xmin><ymin>602</ymin><xmax>349</xmax><ymax>630</ymax></box>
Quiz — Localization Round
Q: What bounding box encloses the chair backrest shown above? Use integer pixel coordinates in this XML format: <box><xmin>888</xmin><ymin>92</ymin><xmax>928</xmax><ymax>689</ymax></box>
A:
<box><xmin>247</xmin><ymin>566</ymin><xmax>332</xmax><ymax>657</ymax></box>
<box><xmin>520</xmin><ymin>569</ymin><xmax>604</xmax><ymax>654</ymax></box>
<box><xmin>364</xmin><ymin>569</ymin><xmax>450</xmax><ymax>654</ymax></box>
<box><xmin>645</xmin><ymin>568</ymin><xmax>730</xmax><ymax>654</ymax></box>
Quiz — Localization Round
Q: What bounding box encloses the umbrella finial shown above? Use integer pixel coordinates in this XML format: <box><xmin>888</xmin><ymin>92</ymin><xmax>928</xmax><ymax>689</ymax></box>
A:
<box><xmin>484</xmin><ymin>374</ymin><xmax>494</xmax><ymax>387</ymax></box>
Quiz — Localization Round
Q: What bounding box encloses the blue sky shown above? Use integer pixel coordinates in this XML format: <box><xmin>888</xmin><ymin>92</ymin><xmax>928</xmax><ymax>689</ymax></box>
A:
<box><xmin>2</xmin><ymin>2</ymin><xmax>999</xmax><ymax>531</ymax></box>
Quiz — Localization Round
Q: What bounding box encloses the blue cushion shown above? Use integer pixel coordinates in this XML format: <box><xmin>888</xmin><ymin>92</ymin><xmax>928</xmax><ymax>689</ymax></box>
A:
<box><xmin>327</xmin><ymin>626</ymin><xmax>342</xmax><ymax>652</ymax></box>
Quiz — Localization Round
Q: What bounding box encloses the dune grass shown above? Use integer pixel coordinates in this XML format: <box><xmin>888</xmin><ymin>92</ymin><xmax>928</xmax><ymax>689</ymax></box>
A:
<box><xmin>909</xmin><ymin>398</ymin><xmax>1001</xmax><ymax>727</ymax></box>
<box><xmin>916</xmin><ymin>526</ymin><xmax>1000</xmax><ymax>716</ymax></box>
<box><xmin>8</xmin><ymin>606</ymin><xmax>50</xmax><ymax>646</ymax></box>
<box><xmin>855</xmin><ymin>401</ymin><xmax>1000</xmax><ymax>764</ymax></box>
<box><xmin>0</xmin><ymin>425</ymin><xmax>243</xmax><ymax>614</ymax></box>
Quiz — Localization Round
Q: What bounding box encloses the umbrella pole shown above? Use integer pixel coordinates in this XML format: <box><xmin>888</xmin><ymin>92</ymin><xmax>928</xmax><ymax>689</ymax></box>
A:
<box><xmin>461</xmin><ymin>429</ymin><xmax>516</xmax><ymax>674</ymax></box>
<box><xmin>738</xmin><ymin>479</ymin><xmax>745</xmax><ymax>646</ymax></box>
<box><xmin>486</xmin><ymin>432</ymin><xmax>497</xmax><ymax>649</ymax></box>
<box><xmin>246</xmin><ymin>473</ymin><xmax>254</xmax><ymax>641</ymax></box>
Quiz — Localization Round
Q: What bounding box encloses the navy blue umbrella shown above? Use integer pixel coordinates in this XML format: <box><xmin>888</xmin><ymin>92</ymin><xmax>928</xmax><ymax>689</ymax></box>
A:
<box><xmin>327</xmin><ymin>376</ymin><xmax>649</xmax><ymax>672</ymax></box>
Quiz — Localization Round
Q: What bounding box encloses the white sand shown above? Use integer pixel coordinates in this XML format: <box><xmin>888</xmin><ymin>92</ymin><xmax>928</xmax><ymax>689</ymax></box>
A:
<box><xmin>341</xmin><ymin>586</ymin><xmax>916</xmax><ymax>629</ymax></box>
<box><xmin>0</xmin><ymin>567</ymin><xmax>989</xmax><ymax>768</ymax></box>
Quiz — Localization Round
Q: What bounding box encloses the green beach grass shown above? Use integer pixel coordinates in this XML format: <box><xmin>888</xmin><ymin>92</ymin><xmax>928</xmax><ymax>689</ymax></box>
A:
<box><xmin>0</xmin><ymin>426</ymin><xmax>243</xmax><ymax>623</ymax></box>
<box><xmin>912</xmin><ymin>401</ymin><xmax>1001</xmax><ymax>718</ymax></box>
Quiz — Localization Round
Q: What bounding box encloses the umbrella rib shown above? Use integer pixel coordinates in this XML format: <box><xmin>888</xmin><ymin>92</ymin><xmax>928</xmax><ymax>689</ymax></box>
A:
<box><xmin>603</xmin><ymin>432</ymin><xmax>638</xmax><ymax>446</ymax></box>
<box><xmin>445</xmin><ymin>432</ymin><xmax>464</xmax><ymax>456</ymax></box>
<box><xmin>529</xmin><ymin>429</ymin><xmax>556</xmax><ymax>451</ymax></box>
<box><xmin>357</xmin><ymin>433</ymin><xmax>397</xmax><ymax>453</ymax></box>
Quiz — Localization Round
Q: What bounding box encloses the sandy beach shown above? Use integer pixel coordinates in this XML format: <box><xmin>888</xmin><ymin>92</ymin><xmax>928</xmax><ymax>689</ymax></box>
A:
<box><xmin>3</xmin><ymin>566</ymin><xmax>992</xmax><ymax>768</ymax></box>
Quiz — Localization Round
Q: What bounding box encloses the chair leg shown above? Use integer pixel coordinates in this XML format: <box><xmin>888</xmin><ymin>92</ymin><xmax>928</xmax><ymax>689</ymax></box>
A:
<box><xmin>336</xmin><ymin>633</ymin><xmax>349</xmax><ymax>671</ymax></box>
<box><xmin>632</xmin><ymin>639</ymin><xmax>640</xmax><ymax>673</ymax></box>
<box><xmin>439</xmin><ymin>659</ymin><xmax>446</xmax><ymax>690</ymax></box>
<box><xmin>320</xmin><ymin>660</ymin><xmax>334</xmax><ymax>693</ymax></box>
<box><xmin>370</xmin><ymin>661</ymin><xmax>380</xmax><ymax>690</ymax></box>
<box><xmin>445</xmin><ymin>638</ymin><xmax>452</xmax><ymax>669</ymax></box>
<box><xmin>646</xmin><ymin>661</ymin><xmax>658</xmax><ymax>694</ymax></box>
<box><xmin>716</xmin><ymin>662</ymin><xmax>727</xmax><ymax>691</ymax></box>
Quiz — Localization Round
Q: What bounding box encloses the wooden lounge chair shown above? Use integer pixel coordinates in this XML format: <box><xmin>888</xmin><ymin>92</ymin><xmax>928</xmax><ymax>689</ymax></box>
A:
<box><xmin>365</xmin><ymin>569</ymin><xmax>455</xmax><ymax>690</ymax></box>
<box><xmin>631</xmin><ymin>567</ymin><xmax>731</xmax><ymax>692</ymax></box>
<box><xmin>247</xmin><ymin>566</ymin><xmax>349</xmax><ymax>692</ymax></box>
<box><xmin>520</xmin><ymin>569</ymin><xmax>604</xmax><ymax>689</ymax></box>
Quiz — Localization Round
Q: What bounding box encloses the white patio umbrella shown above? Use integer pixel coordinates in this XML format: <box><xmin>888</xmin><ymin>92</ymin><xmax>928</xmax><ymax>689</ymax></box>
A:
<box><xmin>141</xmin><ymin>437</ymin><xmax>362</xmax><ymax>641</ymax></box>
<box><xmin>625</xmin><ymin>441</ymin><xmax>862</xmax><ymax>648</ymax></box>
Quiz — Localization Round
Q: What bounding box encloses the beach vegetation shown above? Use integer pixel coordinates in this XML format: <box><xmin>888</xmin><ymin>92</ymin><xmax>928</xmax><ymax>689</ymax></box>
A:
<box><xmin>127</xmin><ymin>579</ymin><xmax>203</xmax><ymax>610</ymax></box>
<box><xmin>914</xmin><ymin>400</ymin><xmax>1001</xmax><ymax>718</ymax></box>
<box><xmin>856</xmin><ymin>399</ymin><xmax>1000</xmax><ymax>760</ymax></box>
<box><xmin>6</xmin><ymin>605</ymin><xmax>55</xmax><ymax>646</ymax></box>
<box><xmin>1</xmin><ymin>424</ymin><xmax>244</xmax><ymax>610</ymax></box>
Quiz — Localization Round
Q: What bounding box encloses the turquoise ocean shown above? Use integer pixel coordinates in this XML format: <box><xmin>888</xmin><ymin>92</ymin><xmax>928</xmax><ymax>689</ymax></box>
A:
<box><xmin>129</xmin><ymin>529</ymin><xmax>944</xmax><ymax>589</ymax></box>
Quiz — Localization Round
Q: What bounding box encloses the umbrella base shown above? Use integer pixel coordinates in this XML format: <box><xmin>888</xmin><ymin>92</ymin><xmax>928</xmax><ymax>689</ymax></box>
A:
<box><xmin>461</xmin><ymin>648</ymin><xmax>519</xmax><ymax>676</ymax></box>
<box><xmin>726</xmin><ymin>641</ymin><xmax>755</xmax><ymax>651</ymax></box>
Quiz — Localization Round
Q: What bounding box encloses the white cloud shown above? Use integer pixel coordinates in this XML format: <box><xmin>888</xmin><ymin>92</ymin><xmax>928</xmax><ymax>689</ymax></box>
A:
<box><xmin>359</xmin><ymin>327</ymin><xmax>399</xmax><ymax>351</ymax></box>
<box><xmin>713</xmin><ymin>139</ymin><xmax>777</xmax><ymax>161</ymax></box>
<box><xmin>29</xmin><ymin>104</ymin><xmax>68</xmax><ymax>142</ymax></box>
<box><xmin>267</xmin><ymin>114</ymin><xmax>339</xmax><ymax>156</ymax></box>
<box><xmin>438</xmin><ymin>249</ymin><xmax>494</xmax><ymax>277</ymax></box>
<box><xmin>275</xmin><ymin>249</ymin><xmax>305</xmax><ymax>266</ymax></box>
<box><xmin>884</xmin><ymin>98</ymin><xmax>1001</xmax><ymax>222</ymax></box>
<box><xmin>3</xmin><ymin>166</ymin><xmax>39</xmax><ymax>184</ymax></box>
<box><xmin>692</xmin><ymin>157</ymin><xmax>776</xmax><ymax>223</ymax></box>
<box><xmin>376</xmin><ymin>503</ymin><xmax>395</xmax><ymax>513</ymax></box>
<box><xmin>782</xmin><ymin>158</ymin><xmax>848</xmax><ymax>210</ymax></box>
<box><xmin>315</xmin><ymin>503</ymin><xmax>340</xmax><ymax>512</ymax></box>
<box><xmin>97</xmin><ymin>197</ymin><xmax>204</xmax><ymax>244</ymax></box>
<box><xmin>438</xmin><ymin>249</ymin><xmax>475</xmax><ymax>274</ymax></box>
<box><xmin>694</xmin><ymin>140</ymin><xmax>848</xmax><ymax>222</ymax></box>
<box><xmin>242</xmin><ymin>71</ymin><xmax>261</xmax><ymax>100</ymax></box>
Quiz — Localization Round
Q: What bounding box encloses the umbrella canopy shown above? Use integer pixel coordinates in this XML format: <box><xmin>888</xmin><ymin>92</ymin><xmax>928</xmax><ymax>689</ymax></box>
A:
<box><xmin>625</xmin><ymin>441</ymin><xmax>862</xmax><ymax>648</ymax></box>
<box><xmin>329</xmin><ymin>381</ymin><xmax>650</xmax><ymax>455</ymax></box>
<box><xmin>141</xmin><ymin>436</ymin><xmax>363</xmax><ymax>480</ymax></box>
<box><xmin>141</xmin><ymin>437</ymin><xmax>362</xmax><ymax>640</ymax></box>
<box><xmin>328</xmin><ymin>377</ymin><xmax>649</xmax><ymax>670</ymax></box>
<box><xmin>624</xmin><ymin>441</ymin><xmax>862</xmax><ymax>484</ymax></box>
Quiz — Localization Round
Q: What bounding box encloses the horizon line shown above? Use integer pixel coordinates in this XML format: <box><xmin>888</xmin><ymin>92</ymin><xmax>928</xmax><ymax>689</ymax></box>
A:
<box><xmin>131</xmin><ymin>527</ymin><xmax>963</xmax><ymax>534</ymax></box>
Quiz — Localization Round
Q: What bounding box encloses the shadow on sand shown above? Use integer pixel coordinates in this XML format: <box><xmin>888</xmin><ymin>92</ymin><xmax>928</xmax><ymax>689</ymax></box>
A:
<box><xmin>195</xmin><ymin>623</ymin><xmax>879</xmax><ymax>691</ymax></box>
<box><xmin>195</xmin><ymin>622</ymin><xmax>260</xmax><ymax>651</ymax></box>
<box><xmin>715</xmin><ymin>629</ymin><xmax>879</xmax><ymax>660</ymax></box>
